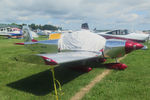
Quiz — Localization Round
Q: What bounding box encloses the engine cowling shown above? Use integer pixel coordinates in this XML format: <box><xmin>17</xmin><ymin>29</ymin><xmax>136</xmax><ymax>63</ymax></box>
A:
<box><xmin>104</xmin><ymin>39</ymin><xmax>144</xmax><ymax>58</ymax></box>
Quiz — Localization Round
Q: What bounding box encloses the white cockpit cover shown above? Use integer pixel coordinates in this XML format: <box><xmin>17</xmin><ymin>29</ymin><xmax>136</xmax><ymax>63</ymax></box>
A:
<box><xmin>58</xmin><ymin>30</ymin><xmax>106</xmax><ymax>52</ymax></box>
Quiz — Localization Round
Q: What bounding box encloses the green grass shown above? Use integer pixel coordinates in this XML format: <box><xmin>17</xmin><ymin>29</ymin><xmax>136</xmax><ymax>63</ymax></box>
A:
<box><xmin>82</xmin><ymin>44</ymin><xmax>150</xmax><ymax>100</ymax></box>
<box><xmin>0</xmin><ymin>38</ymin><xmax>150</xmax><ymax>100</ymax></box>
<box><xmin>0</xmin><ymin>38</ymin><xmax>106</xmax><ymax>100</ymax></box>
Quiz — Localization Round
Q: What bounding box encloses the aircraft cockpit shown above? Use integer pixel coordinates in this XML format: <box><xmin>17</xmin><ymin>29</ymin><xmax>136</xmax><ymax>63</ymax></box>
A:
<box><xmin>106</xmin><ymin>29</ymin><xmax>129</xmax><ymax>35</ymax></box>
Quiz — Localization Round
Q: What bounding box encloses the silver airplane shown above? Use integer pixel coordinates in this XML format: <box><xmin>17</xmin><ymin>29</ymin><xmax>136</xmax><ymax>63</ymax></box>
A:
<box><xmin>17</xmin><ymin>26</ymin><xmax>144</xmax><ymax>72</ymax></box>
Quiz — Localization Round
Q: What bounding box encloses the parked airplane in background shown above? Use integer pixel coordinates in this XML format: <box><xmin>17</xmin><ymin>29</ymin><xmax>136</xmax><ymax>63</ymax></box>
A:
<box><xmin>0</xmin><ymin>27</ymin><xmax>22</xmax><ymax>38</ymax></box>
<box><xmin>97</xmin><ymin>29</ymin><xmax>150</xmax><ymax>43</ymax></box>
<box><xmin>81</xmin><ymin>23</ymin><xmax>149</xmax><ymax>43</ymax></box>
<box><xmin>0</xmin><ymin>32</ymin><xmax>11</xmax><ymax>37</ymax></box>
<box><xmin>16</xmin><ymin>26</ymin><xmax>144</xmax><ymax>72</ymax></box>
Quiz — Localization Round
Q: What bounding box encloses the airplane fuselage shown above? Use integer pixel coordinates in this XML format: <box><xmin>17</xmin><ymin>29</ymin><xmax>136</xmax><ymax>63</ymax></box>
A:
<box><xmin>24</xmin><ymin>39</ymin><xmax>130</xmax><ymax>59</ymax></box>
<box><xmin>98</xmin><ymin>32</ymin><xmax>149</xmax><ymax>43</ymax></box>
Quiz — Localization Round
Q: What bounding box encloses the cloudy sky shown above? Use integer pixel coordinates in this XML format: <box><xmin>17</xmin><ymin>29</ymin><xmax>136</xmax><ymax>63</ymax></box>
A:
<box><xmin>0</xmin><ymin>0</ymin><xmax>150</xmax><ymax>30</ymax></box>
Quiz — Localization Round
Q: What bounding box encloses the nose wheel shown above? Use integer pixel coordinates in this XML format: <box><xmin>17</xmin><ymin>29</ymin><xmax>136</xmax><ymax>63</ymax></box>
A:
<box><xmin>104</xmin><ymin>63</ymin><xmax>127</xmax><ymax>70</ymax></box>
<box><xmin>103</xmin><ymin>57</ymin><xmax>127</xmax><ymax>70</ymax></box>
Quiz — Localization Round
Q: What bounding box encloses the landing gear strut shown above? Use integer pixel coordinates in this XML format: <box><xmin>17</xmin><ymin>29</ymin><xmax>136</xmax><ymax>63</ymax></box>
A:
<box><xmin>115</xmin><ymin>58</ymin><xmax>118</xmax><ymax>63</ymax></box>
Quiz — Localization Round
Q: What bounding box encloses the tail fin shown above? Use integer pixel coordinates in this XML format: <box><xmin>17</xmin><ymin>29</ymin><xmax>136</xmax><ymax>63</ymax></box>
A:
<box><xmin>81</xmin><ymin>23</ymin><xmax>89</xmax><ymax>30</ymax></box>
<box><xmin>22</xmin><ymin>26</ymin><xmax>34</xmax><ymax>42</ymax></box>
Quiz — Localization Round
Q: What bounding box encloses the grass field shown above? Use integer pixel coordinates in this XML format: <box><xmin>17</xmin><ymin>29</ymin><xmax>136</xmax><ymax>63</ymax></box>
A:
<box><xmin>82</xmin><ymin>43</ymin><xmax>150</xmax><ymax>100</ymax></box>
<box><xmin>0</xmin><ymin>38</ymin><xmax>150</xmax><ymax>100</ymax></box>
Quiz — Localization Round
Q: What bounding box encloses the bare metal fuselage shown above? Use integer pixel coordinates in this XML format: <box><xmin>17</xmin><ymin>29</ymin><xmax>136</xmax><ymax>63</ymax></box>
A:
<box><xmin>24</xmin><ymin>39</ymin><xmax>126</xmax><ymax>59</ymax></box>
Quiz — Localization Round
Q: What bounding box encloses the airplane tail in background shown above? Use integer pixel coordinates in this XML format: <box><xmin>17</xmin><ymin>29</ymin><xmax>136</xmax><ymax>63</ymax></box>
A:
<box><xmin>81</xmin><ymin>23</ymin><xmax>89</xmax><ymax>30</ymax></box>
<box><xmin>22</xmin><ymin>26</ymin><xmax>37</xmax><ymax>42</ymax></box>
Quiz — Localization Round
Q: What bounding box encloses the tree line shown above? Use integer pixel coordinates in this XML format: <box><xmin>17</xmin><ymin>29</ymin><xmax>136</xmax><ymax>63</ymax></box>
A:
<box><xmin>9</xmin><ymin>23</ymin><xmax>61</xmax><ymax>30</ymax></box>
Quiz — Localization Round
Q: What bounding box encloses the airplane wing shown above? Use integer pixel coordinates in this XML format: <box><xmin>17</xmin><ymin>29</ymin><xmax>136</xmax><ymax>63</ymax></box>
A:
<box><xmin>36</xmin><ymin>51</ymin><xmax>103</xmax><ymax>65</ymax></box>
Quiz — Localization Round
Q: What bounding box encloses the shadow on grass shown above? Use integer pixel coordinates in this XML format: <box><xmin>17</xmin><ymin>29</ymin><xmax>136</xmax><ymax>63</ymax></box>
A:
<box><xmin>7</xmin><ymin>65</ymin><xmax>85</xmax><ymax>96</ymax></box>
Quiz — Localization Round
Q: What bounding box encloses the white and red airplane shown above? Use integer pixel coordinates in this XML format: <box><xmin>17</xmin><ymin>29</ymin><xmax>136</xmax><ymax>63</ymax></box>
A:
<box><xmin>16</xmin><ymin>26</ymin><xmax>144</xmax><ymax>72</ymax></box>
<box><xmin>97</xmin><ymin>29</ymin><xmax>149</xmax><ymax>43</ymax></box>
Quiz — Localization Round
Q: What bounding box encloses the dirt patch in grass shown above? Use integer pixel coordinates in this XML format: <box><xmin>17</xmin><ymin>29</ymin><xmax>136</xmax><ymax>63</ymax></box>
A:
<box><xmin>70</xmin><ymin>69</ymin><xmax>111</xmax><ymax>100</ymax></box>
<box><xmin>70</xmin><ymin>56</ymin><xmax>127</xmax><ymax>100</ymax></box>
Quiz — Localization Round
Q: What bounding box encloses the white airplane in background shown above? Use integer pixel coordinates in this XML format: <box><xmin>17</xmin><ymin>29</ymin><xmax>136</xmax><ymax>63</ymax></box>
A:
<box><xmin>0</xmin><ymin>32</ymin><xmax>11</xmax><ymax>37</ymax></box>
<box><xmin>15</xmin><ymin>26</ymin><xmax>144</xmax><ymax>72</ymax></box>
<box><xmin>0</xmin><ymin>27</ymin><xmax>22</xmax><ymax>38</ymax></box>
<box><xmin>97</xmin><ymin>29</ymin><xmax>149</xmax><ymax>43</ymax></box>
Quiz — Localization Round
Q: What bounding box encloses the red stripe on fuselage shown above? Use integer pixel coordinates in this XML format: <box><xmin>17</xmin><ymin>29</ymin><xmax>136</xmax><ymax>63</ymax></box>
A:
<box><xmin>100</xmin><ymin>35</ymin><xmax>145</xmax><ymax>43</ymax></box>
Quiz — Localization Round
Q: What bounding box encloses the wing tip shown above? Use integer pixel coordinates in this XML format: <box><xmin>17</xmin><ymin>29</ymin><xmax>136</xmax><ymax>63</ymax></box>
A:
<box><xmin>41</xmin><ymin>56</ymin><xmax>58</xmax><ymax>65</ymax></box>
<box><xmin>15</xmin><ymin>43</ymin><xmax>25</xmax><ymax>45</ymax></box>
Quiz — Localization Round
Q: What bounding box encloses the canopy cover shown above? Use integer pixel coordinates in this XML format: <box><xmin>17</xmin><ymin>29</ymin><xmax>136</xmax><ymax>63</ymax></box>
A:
<box><xmin>58</xmin><ymin>30</ymin><xmax>106</xmax><ymax>52</ymax></box>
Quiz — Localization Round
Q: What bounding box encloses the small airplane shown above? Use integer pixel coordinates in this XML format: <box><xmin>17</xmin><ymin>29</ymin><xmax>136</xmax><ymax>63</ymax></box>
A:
<box><xmin>96</xmin><ymin>29</ymin><xmax>150</xmax><ymax>43</ymax></box>
<box><xmin>0</xmin><ymin>27</ymin><xmax>22</xmax><ymax>38</ymax></box>
<box><xmin>0</xmin><ymin>33</ymin><xmax>12</xmax><ymax>38</ymax></box>
<box><xmin>16</xmin><ymin>26</ymin><xmax>144</xmax><ymax>72</ymax></box>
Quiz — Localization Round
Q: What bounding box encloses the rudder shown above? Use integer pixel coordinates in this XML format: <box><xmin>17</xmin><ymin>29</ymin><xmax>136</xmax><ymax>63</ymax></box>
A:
<box><xmin>22</xmin><ymin>26</ymin><xmax>33</xmax><ymax>42</ymax></box>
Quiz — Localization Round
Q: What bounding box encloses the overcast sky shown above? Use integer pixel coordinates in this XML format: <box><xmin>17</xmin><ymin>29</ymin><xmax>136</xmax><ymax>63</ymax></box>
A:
<box><xmin>0</xmin><ymin>0</ymin><xmax>150</xmax><ymax>30</ymax></box>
